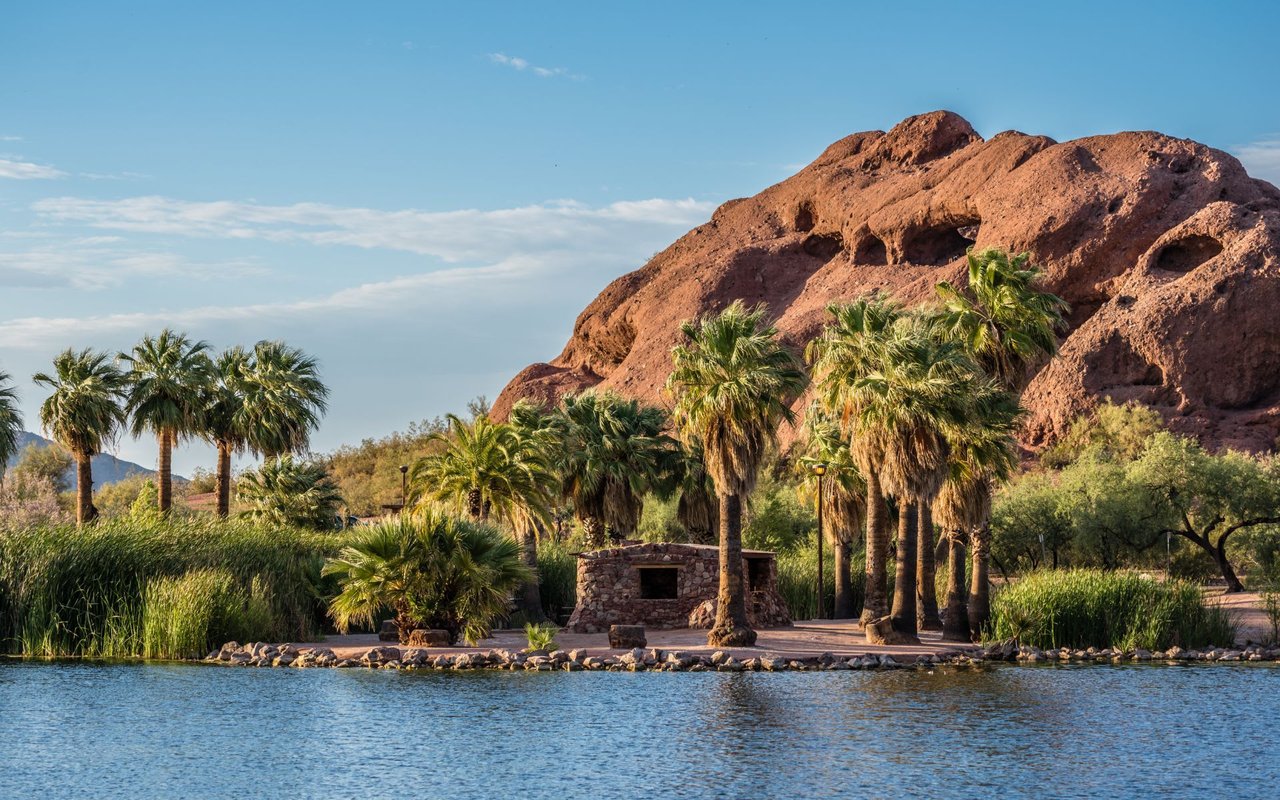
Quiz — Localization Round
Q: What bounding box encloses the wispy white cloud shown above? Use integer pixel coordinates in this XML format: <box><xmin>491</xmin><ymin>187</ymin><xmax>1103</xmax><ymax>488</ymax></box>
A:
<box><xmin>1235</xmin><ymin>137</ymin><xmax>1280</xmax><ymax>185</ymax></box>
<box><xmin>0</xmin><ymin>135</ymin><xmax>22</xmax><ymax>142</ymax></box>
<box><xmin>0</xmin><ymin>158</ymin><xmax>66</xmax><ymax>180</ymax></box>
<box><xmin>31</xmin><ymin>195</ymin><xmax>714</xmax><ymax>262</ymax></box>
<box><xmin>0</xmin><ymin>237</ymin><xmax>266</xmax><ymax>290</ymax></box>
<box><xmin>488</xmin><ymin>52</ymin><xmax>582</xmax><ymax>80</ymax></box>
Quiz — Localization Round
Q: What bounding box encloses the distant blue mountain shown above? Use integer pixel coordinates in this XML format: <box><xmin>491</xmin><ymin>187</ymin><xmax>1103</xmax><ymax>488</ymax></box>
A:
<box><xmin>7</xmin><ymin>431</ymin><xmax>183</xmax><ymax>486</ymax></box>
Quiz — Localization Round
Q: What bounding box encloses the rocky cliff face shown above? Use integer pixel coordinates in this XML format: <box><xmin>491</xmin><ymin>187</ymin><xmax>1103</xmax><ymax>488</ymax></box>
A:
<box><xmin>494</xmin><ymin>111</ymin><xmax>1280</xmax><ymax>452</ymax></box>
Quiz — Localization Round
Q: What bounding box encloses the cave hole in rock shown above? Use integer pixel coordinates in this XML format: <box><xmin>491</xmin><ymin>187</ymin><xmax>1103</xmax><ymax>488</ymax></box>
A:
<box><xmin>794</xmin><ymin>202</ymin><xmax>815</xmax><ymax>233</ymax></box>
<box><xmin>638</xmin><ymin>566</ymin><xmax>679</xmax><ymax>600</ymax></box>
<box><xmin>854</xmin><ymin>234</ymin><xmax>888</xmax><ymax>265</ymax></box>
<box><xmin>802</xmin><ymin>232</ymin><xmax>844</xmax><ymax>260</ymax></box>
<box><xmin>904</xmin><ymin>220</ymin><xmax>980</xmax><ymax>266</ymax></box>
<box><xmin>1154</xmin><ymin>235</ymin><xmax>1223</xmax><ymax>273</ymax></box>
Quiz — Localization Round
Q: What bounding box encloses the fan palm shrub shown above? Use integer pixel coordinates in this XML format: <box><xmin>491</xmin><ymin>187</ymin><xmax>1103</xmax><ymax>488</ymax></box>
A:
<box><xmin>324</xmin><ymin>510</ymin><xmax>530</xmax><ymax>644</ymax></box>
<box><xmin>119</xmin><ymin>329</ymin><xmax>213</xmax><ymax>513</ymax></box>
<box><xmin>667</xmin><ymin>301</ymin><xmax>807</xmax><ymax>647</ymax></box>
<box><xmin>32</xmin><ymin>348</ymin><xmax>127</xmax><ymax>524</ymax></box>
<box><xmin>237</xmin><ymin>455</ymin><xmax>343</xmax><ymax>530</ymax></box>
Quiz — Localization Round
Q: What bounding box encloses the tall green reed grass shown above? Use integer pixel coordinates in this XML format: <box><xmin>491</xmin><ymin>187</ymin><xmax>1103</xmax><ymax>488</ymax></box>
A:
<box><xmin>776</xmin><ymin>540</ymin><xmax>866</xmax><ymax>621</ymax></box>
<box><xmin>536</xmin><ymin>538</ymin><xmax>578</xmax><ymax>623</ymax></box>
<box><xmin>989</xmin><ymin>569</ymin><xmax>1235</xmax><ymax>650</ymax></box>
<box><xmin>0</xmin><ymin>518</ymin><xmax>336</xmax><ymax>659</ymax></box>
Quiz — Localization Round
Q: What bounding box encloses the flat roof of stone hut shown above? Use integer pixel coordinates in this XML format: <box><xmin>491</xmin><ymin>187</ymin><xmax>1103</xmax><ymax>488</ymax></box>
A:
<box><xmin>573</xmin><ymin>542</ymin><xmax>777</xmax><ymax>558</ymax></box>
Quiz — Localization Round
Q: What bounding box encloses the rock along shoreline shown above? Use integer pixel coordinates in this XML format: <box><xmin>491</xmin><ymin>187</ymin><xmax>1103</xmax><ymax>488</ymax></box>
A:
<box><xmin>204</xmin><ymin>641</ymin><xmax>1280</xmax><ymax>672</ymax></box>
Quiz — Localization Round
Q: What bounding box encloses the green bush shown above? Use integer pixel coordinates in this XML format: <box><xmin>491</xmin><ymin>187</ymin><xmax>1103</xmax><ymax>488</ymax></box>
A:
<box><xmin>536</xmin><ymin>538</ymin><xmax>578</xmax><ymax>623</ymax></box>
<box><xmin>0</xmin><ymin>518</ymin><xmax>334</xmax><ymax>658</ymax></box>
<box><xmin>989</xmin><ymin>569</ymin><xmax>1235</xmax><ymax>650</ymax></box>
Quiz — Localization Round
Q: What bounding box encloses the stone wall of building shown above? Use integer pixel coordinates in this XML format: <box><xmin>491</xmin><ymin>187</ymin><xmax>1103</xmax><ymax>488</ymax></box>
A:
<box><xmin>565</xmin><ymin>542</ymin><xmax>792</xmax><ymax>633</ymax></box>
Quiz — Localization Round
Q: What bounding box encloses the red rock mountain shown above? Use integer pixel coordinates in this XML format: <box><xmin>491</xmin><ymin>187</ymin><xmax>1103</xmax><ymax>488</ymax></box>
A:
<box><xmin>494</xmin><ymin>111</ymin><xmax>1280</xmax><ymax>452</ymax></box>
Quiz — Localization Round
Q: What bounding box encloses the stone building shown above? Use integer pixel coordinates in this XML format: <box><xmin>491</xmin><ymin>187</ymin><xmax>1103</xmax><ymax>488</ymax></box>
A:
<box><xmin>565</xmin><ymin>542</ymin><xmax>792</xmax><ymax>633</ymax></box>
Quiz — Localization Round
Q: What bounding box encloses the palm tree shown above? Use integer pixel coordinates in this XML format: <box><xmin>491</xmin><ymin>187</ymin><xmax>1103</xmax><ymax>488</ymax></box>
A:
<box><xmin>553</xmin><ymin>391</ymin><xmax>676</xmax><ymax>547</ymax></box>
<box><xmin>854</xmin><ymin>319</ymin><xmax>980</xmax><ymax>641</ymax></box>
<box><xmin>806</xmin><ymin>297</ymin><xmax>902</xmax><ymax>624</ymax></box>
<box><xmin>201</xmin><ymin>347</ymin><xmax>252</xmax><ymax>518</ymax></box>
<box><xmin>935</xmin><ymin>386</ymin><xmax>1021</xmax><ymax>641</ymax></box>
<box><xmin>0</xmin><ymin>370</ymin><xmax>22</xmax><ymax>487</ymax></box>
<box><xmin>934</xmin><ymin>247</ymin><xmax>1067</xmax><ymax>631</ymax></box>
<box><xmin>32</xmin><ymin>349</ymin><xmax>127</xmax><ymax>524</ymax></box>
<box><xmin>795</xmin><ymin>407</ymin><xmax>867</xmax><ymax>618</ymax></box>
<box><xmin>236</xmin><ymin>454</ymin><xmax>344</xmax><ymax>529</ymax></box>
<box><xmin>506</xmin><ymin>399</ymin><xmax>568</xmax><ymax>621</ymax></box>
<box><xmin>240</xmin><ymin>341</ymin><xmax>329</xmax><ymax>461</ymax></box>
<box><xmin>119</xmin><ymin>329</ymin><xmax>212</xmax><ymax>513</ymax></box>
<box><xmin>667</xmin><ymin>301</ymin><xmax>807</xmax><ymax>647</ymax></box>
<box><xmin>324</xmin><ymin>510</ymin><xmax>531</xmax><ymax>644</ymax></box>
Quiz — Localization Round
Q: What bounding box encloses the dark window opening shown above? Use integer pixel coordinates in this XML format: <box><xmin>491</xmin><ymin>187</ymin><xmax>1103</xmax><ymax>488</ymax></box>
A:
<box><xmin>638</xmin><ymin>567</ymin><xmax>679</xmax><ymax>600</ymax></box>
<box><xmin>746</xmin><ymin>557</ymin><xmax>769</xmax><ymax>591</ymax></box>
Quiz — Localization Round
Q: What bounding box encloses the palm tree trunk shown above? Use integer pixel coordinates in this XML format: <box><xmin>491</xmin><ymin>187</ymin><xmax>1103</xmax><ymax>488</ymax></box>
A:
<box><xmin>582</xmin><ymin>516</ymin><xmax>606</xmax><ymax>549</ymax></box>
<box><xmin>968</xmin><ymin>522</ymin><xmax>992</xmax><ymax>637</ymax></box>
<box><xmin>833</xmin><ymin>533</ymin><xmax>855</xmax><ymax>619</ymax></box>
<box><xmin>861</xmin><ymin>471</ymin><xmax>890</xmax><ymax>624</ymax></box>
<box><xmin>75</xmin><ymin>453</ymin><xmax>95</xmax><ymax>525</ymax></box>
<box><xmin>216</xmin><ymin>440</ymin><xmax>233</xmax><ymax>518</ymax></box>
<box><xmin>941</xmin><ymin>528</ymin><xmax>970</xmax><ymax>641</ymax></box>
<box><xmin>514</xmin><ymin>524</ymin><xmax>546</xmax><ymax>623</ymax></box>
<box><xmin>889</xmin><ymin>501</ymin><xmax>920</xmax><ymax>640</ymax></box>
<box><xmin>157</xmin><ymin>429</ymin><xmax>173</xmax><ymax>514</ymax></box>
<box><xmin>709</xmin><ymin>493</ymin><xmax>756</xmax><ymax>647</ymax></box>
<box><xmin>916</xmin><ymin>502</ymin><xmax>942</xmax><ymax>630</ymax></box>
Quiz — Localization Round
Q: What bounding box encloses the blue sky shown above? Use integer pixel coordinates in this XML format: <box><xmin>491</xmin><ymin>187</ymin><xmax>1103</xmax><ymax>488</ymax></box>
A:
<box><xmin>2</xmin><ymin>1</ymin><xmax>1279</xmax><ymax>477</ymax></box>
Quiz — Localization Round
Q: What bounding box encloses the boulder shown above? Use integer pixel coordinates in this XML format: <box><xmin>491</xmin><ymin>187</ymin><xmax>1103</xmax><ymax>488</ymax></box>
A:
<box><xmin>406</xmin><ymin>629</ymin><xmax>451</xmax><ymax>648</ymax></box>
<box><xmin>608</xmin><ymin>624</ymin><xmax>647</xmax><ymax>649</ymax></box>
<box><xmin>377</xmin><ymin>620</ymin><xmax>400</xmax><ymax>642</ymax></box>
<box><xmin>494</xmin><ymin>111</ymin><xmax>1280</xmax><ymax>455</ymax></box>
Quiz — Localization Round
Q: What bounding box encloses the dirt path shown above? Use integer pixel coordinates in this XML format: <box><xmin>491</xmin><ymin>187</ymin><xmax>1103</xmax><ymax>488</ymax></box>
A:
<box><xmin>1206</xmin><ymin>590</ymin><xmax>1276</xmax><ymax>646</ymax></box>
<box><xmin>287</xmin><ymin>619</ymin><xmax>978</xmax><ymax>661</ymax></box>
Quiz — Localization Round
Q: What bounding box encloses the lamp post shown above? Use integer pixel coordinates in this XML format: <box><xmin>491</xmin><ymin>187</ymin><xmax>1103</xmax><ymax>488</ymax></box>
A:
<box><xmin>399</xmin><ymin>465</ymin><xmax>409</xmax><ymax>513</ymax></box>
<box><xmin>812</xmin><ymin>462</ymin><xmax>827</xmax><ymax>621</ymax></box>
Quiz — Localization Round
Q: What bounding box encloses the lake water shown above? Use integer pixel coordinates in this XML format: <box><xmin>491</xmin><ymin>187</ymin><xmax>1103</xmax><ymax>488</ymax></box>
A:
<box><xmin>1</xmin><ymin>661</ymin><xmax>1276</xmax><ymax>799</ymax></box>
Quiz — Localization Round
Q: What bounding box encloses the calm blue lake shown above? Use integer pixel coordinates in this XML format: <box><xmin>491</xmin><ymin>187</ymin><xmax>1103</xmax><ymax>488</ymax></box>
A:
<box><xmin>1</xmin><ymin>661</ymin><xmax>1275</xmax><ymax>799</ymax></box>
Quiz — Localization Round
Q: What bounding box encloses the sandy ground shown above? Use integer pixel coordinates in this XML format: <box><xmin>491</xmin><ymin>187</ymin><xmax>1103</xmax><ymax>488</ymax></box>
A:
<box><xmin>287</xmin><ymin>619</ymin><xmax>979</xmax><ymax>661</ymax></box>
<box><xmin>1205</xmin><ymin>590</ymin><xmax>1276</xmax><ymax>646</ymax></box>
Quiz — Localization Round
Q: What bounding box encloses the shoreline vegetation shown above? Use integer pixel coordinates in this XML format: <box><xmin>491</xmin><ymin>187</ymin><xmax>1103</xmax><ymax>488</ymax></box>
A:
<box><xmin>1</xmin><ymin>249</ymin><xmax>1278</xmax><ymax>665</ymax></box>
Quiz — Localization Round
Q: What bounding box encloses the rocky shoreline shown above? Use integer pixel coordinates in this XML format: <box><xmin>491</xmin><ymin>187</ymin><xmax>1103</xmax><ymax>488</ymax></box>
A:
<box><xmin>204</xmin><ymin>640</ymin><xmax>1280</xmax><ymax>672</ymax></box>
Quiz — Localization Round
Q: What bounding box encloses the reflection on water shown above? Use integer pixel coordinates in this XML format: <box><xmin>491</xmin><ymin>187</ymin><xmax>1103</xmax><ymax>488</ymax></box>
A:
<box><xmin>1</xmin><ymin>661</ymin><xmax>1276</xmax><ymax>798</ymax></box>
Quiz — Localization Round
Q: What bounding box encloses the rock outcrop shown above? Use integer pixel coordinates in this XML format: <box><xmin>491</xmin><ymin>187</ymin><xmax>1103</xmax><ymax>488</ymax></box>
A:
<box><xmin>494</xmin><ymin>111</ymin><xmax>1280</xmax><ymax>452</ymax></box>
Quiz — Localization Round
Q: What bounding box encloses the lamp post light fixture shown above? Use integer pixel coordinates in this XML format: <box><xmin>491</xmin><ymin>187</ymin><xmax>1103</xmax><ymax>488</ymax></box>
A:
<box><xmin>399</xmin><ymin>465</ymin><xmax>409</xmax><ymax>513</ymax></box>
<box><xmin>812</xmin><ymin>462</ymin><xmax>828</xmax><ymax>621</ymax></box>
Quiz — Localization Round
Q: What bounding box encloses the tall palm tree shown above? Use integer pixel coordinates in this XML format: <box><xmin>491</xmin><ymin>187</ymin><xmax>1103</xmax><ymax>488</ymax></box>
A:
<box><xmin>934</xmin><ymin>247</ymin><xmax>1067</xmax><ymax>631</ymax></box>
<box><xmin>506</xmin><ymin>399</ymin><xmax>569</xmax><ymax>621</ymax></box>
<box><xmin>806</xmin><ymin>296</ymin><xmax>902</xmax><ymax>624</ymax></box>
<box><xmin>240</xmin><ymin>340</ymin><xmax>329</xmax><ymax>461</ymax></box>
<box><xmin>553</xmin><ymin>391</ymin><xmax>676</xmax><ymax>547</ymax></box>
<box><xmin>119</xmin><ymin>329</ymin><xmax>212</xmax><ymax>513</ymax></box>
<box><xmin>795</xmin><ymin>407</ymin><xmax>867</xmax><ymax>619</ymax></box>
<box><xmin>854</xmin><ymin>320</ymin><xmax>979</xmax><ymax>641</ymax></box>
<box><xmin>32</xmin><ymin>349</ymin><xmax>127</xmax><ymax>524</ymax></box>
<box><xmin>0</xmin><ymin>370</ymin><xmax>22</xmax><ymax>488</ymax></box>
<box><xmin>667</xmin><ymin>301</ymin><xmax>807</xmax><ymax>647</ymax></box>
<box><xmin>935</xmin><ymin>386</ymin><xmax>1021</xmax><ymax>641</ymax></box>
<box><xmin>201</xmin><ymin>347</ymin><xmax>252</xmax><ymax>518</ymax></box>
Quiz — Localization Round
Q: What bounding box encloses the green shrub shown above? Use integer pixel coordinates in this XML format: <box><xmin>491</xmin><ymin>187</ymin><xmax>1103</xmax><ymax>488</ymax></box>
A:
<box><xmin>989</xmin><ymin>569</ymin><xmax>1235</xmax><ymax>650</ymax></box>
<box><xmin>1168</xmin><ymin>545</ymin><xmax>1217</xmax><ymax>584</ymax></box>
<box><xmin>536</xmin><ymin>538</ymin><xmax>578</xmax><ymax>623</ymax></box>
<box><xmin>524</xmin><ymin>621</ymin><xmax>559</xmax><ymax>652</ymax></box>
<box><xmin>0</xmin><ymin>517</ymin><xmax>333</xmax><ymax>658</ymax></box>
